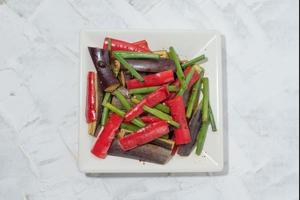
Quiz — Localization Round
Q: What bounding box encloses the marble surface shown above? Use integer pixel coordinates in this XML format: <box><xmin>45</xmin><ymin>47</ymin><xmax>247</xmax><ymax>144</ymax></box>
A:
<box><xmin>0</xmin><ymin>0</ymin><xmax>299</xmax><ymax>199</ymax></box>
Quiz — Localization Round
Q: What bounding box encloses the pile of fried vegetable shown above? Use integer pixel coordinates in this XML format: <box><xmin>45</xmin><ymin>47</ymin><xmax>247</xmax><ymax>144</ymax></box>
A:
<box><xmin>86</xmin><ymin>37</ymin><xmax>217</xmax><ymax>164</ymax></box>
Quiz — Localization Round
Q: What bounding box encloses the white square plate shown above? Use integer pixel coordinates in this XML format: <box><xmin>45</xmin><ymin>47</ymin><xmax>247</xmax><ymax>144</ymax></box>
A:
<box><xmin>79</xmin><ymin>30</ymin><xmax>224</xmax><ymax>173</ymax></box>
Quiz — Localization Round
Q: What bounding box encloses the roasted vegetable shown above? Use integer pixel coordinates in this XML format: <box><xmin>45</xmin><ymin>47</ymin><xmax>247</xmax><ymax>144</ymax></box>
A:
<box><xmin>88</xmin><ymin>47</ymin><xmax>120</xmax><ymax>92</ymax></box>
<box><xmin>129</xmin><ymin>85</ymin><xmax>178</xmax><ymax>95</ymax></box>
<box><xmin>140</xmin><ymin>116</ymin><xmax>163</xmax><ymax>123</ymax></box>
<box><xmin>132</xmin><ymin>97</ymin><xmax>179</xmax><ymax>127</ymax></box>
<box><xmin>186</xmin><ymin>79</ymin><xmax>201</xmax><ymax>119</ymax></box>
<box><xmin>113</xmin><ymin>52</ymin><xmax>144</xmax><ymax>82</ymax></box>
<box><xmin>108</xmin><ymin>141</ymin><xmax>172</xmax><ymax>165</ymax></box>
<box><xmin>103</xmin><ymin>103</ymin><xmax>145</xmax><ymax>128</ymax></box>
<box><xmin>125</xmin><ymin>86</ymin><xmax>169</xmax><ymax>122</ymax></box>
<box><xmin>124</xmin><ymin>59</ymin><xmax>175</xmax><ymax>73</ymax></box>
<box><xmin>126</xmin><ymin>70</ymin><xmax>174</xmax><ymax>89</ymax></box>
<box><xmin>177</xmin><ymin>105</ymin><xmax>202</xmax><ymax>156</ymax></box>
<box><xmin>182</xmin><ymin>54</ymin><xmax>206</xmax><ymax>69</ymax></box>
<box><xmin>169</xmin><ymin>47</ymin><xmax>185</xmax><ymax>87</ymax></box>
<box><xmin>166</xmin><ymin>96</ymin><xmax>191</xmax><ymax>145</ymax></box>
<box><xmin>202</xmin><ymin>78</ymin><xmax>209</xmax><ymax>123</ymax></box>
<box><xmin>100</xmin><ymin>92</ymin><xmax>112</xmax><ymax>126</ymax></box>
<box><xmin>113</xmin><ymin>51</ymin><xmax>160</xmax><ymax>60</ymax></box>
<box><xmin>103</xmin><ymin>37</ymin><xmax>150</xmax><ymax>52</ymax></box>
<box><xmin>209</xmin><ymin>103</ymin><xmax>217</xmax><ymax>132</ymax></box>
<box><xmin>86</xmin><ymin>72</ymin><xmax>97</xmax><ymax>135</ymax></box>
<box><xmin>91</xmin><ymin>113</ymin><xmax>123</xmax><ymax>158</ymax></box>
<box><xmin>119</xmin><ymin>121</ymin><xmax>170</xmax><ymax>151</ymax></box>
<box><xmin>196</xmin><ymin>121</ymin><xmax>209</xmax><ymax>156</ymax></box>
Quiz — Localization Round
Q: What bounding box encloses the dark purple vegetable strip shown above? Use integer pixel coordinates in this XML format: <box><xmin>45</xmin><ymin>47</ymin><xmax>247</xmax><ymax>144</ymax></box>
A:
<box><xmin>124</xmin><ymin>59</ymin><xmax>176</xmax><ymax>73</ymax></box>
<box><xmin>88</xmin><ymin>47</ymin><xmax>120</xmax><ymax>92</ymax></box>
<box><xmin>177</xmin><ymin>105</ymin><xmax>202</xmax><ymax>156</ymax></box>
<box><xmin>108</xmin><ymin>141</ymin><xmax>172</xmax><ymax>165</ymax></box>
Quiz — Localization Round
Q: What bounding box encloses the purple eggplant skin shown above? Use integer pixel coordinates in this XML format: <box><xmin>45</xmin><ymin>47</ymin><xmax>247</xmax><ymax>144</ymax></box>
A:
<box><xmin>108</xmin><ymin>141</ymin><xmax>173</xmax><ymax>165</ymax></box>
<box><xmin>88</xmin><ymin>47</ymin><xmax>120</xmax><ymax>92</ymax></box>
<box><xmin>124</xmin><ymin>58</ymin><xmax>176</xmax><ymax>73</ymax></box>
<box><xmin>177</xmin><ymin>108</ymin><xmax>202</xmax><ymax>156</ymax></box>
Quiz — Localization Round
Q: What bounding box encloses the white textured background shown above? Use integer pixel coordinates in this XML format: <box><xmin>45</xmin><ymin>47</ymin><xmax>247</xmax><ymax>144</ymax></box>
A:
<box><xmin>0</xmin><ymin>0</ymin><xmax>299</xmax><ymax>199</ymax></box>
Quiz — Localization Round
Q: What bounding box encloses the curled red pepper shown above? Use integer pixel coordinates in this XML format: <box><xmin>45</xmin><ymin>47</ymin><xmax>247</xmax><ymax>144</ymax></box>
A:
<box><xmin>119</xmin><ymin>121</ymin><xmax>169</xmax><ymax>151</ymax></box>
<box><xmin>126</xmin><ymin>70</ymin><xmax>174</xmax><ymax>89</ymax></box>
<box><xmin>125</xmin><ymin>85</ymin><xmax>169</xmax><ymax>122</ymax></box>
<box><xmin>86</xmin><ymin>72</ymin><xmax>96</xmax><ymax>123</ymax></box>
<box><xmin>103</xmin><ymin>37</ymin><xmax>150</xmax><ymax>52</ymax></box>
<box><xmin>166</xmin><ymin>96</ymin><xmax>191</xmax><ymax>145</ymax></box>
<box><xmin>91</xmin><ymin>113</ymin><xmax>123</xmax><ymax>159</ymax></box>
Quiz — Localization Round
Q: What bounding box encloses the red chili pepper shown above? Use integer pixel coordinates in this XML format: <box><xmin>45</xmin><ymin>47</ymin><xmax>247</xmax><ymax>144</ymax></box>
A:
<box><xmin>103</xmin><ymin>37</ymin><xmax>150</xmax><ymax>52</ymax></box>
<box><xmin>125</xmin><ymin>86</ymin><xmax>169</xmax><ymax>122</ymax></box>
<box><xmin>91</xmin><ymin>113</ymin><xmax>123</xmax><ymax>158</ymax></box>
<box><xmin>126</xmin><ymin>70</ymin><xmax>174</xmax><ymax>89</ymax></box>
<box><xmin>140</xmin><ymin>116</ymin><xmax>163</xmax><ymax>123</ymax></box>
<box><xmin>86</xmin><ymin>72</ymin><xmax>96</xmax><ymax>123</ymax></box>
<box><xmin>119</xmin><ymin>121</ymin><xmax>169</xmax><ymax>151</ymax></box>
<box><xmin>132</xmin><ymin>40</ymin><xmax>150</xmax><ymax>51</ymax></box>
<box><xmin>166</xmin><ymin>96</ymin><xmax>191</xmax><ymax>145</ymax></box>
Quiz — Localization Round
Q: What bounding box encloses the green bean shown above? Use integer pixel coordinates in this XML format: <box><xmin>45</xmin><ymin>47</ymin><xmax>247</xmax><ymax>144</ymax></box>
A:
<box><xmin>177</xmin><ymin>67</ymin><xmax>196</xmax><ymax>96</ymax></box>
<box><xmin>113</xmin><ymin>90</ymin><xmax>131</xmax><ymax>110</ymax></box>
<box><xmin>134</xmin><ymin>95</ymin><xmax>170</xmax><ymax>114</ymax></box>
<box><xmin>182</xmin><ymin>54</ymin><xmax>206</xmax><ymax>69</ymax></box>
<box><xmin>201</xmin><ymin>78</ymin><xmax>209</xmax><ymax>123</ymax></box>
<box><xmin>113</xmin><ymin>52</ymin><xmax>144</xmax><ymax>82</ymax></box>
<box><xmin>120</xmin><ymin>123</ymin><xmax>140</xmax><ymax>132</ymax></box>
<box><xmin>131</xmin><ymin>97</ymin><xmax>179</xmax><ymax>128</ymax></box>
<box><xmin>100</xmin><ymin>93</ymin><xmax>112</xmax><ymax>126</ymax></box>
<box><xmin>209</xmin><ymin>103</ymin><xmax>217</xmax><ymax>132</ymax></box>
<box><xmin>129</xmin><ymin>85</ymin><xmax>178</xmax><ymax>94</ymax></box>
<box><xmin>186</xmin><ymin>79</ymin><xmax>201</xmax><ymax>118</ymax></box>
<box><xmin>195</xmin><ymin>121</ymin><xmax>209</xmax><ymax>155</ymax></box>
<box><xmin>113</xmin><ymin>51</ymin><xmax>160</xmax><ymax>59</ymax></box>
<box><xmin>169</xmin><ymin>47</ymin><xmax>185</xmax><ymax>87</ymax></box>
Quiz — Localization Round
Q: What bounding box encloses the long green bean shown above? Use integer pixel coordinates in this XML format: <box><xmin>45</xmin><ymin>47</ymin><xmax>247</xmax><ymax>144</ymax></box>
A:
<box><xmin>129</xmin><ymin>85</ymin><xmax>178</xmax><ymax>94</ymax></box>
<box><xmin>113</xmin><ymin>52</ymin><xmax>144</xmax><ymax>82</ymax></box>
<box><xmin>182</xmin><ymin>55</ymin><xmax>206</xmax><ymax>69</ymax></box>
<box><xmin>201</xmin><ymin>78</ymin><xmax>209</xmax><ymax>123</ymax></box>
<box><xmin>186</xmin><ymin>79</ymin><xmax>201</xmax><ymax>118</ymax></box>
<box><xmin>100</xmin><ymin>93</ymin><xmax>112</xmax><ymax>126</ymax></box>
<box><xmin>195</xmin><ymin>121</ymin><xmax>209</xmax><ymax>155</ymax></box>
<box><xmin>113</xmin><ymin>51</ymin><xmax>160</xmax><ymax>59</ymax></box>
<box><xmin>169</xmin><ymin>47</ymin><xmax>185</xmax><ymax>87</ymax></box>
